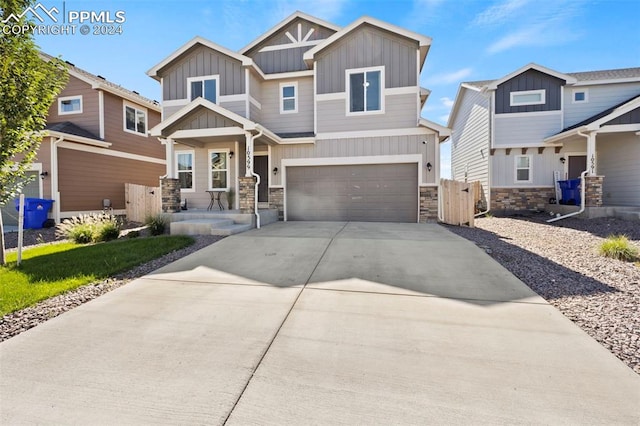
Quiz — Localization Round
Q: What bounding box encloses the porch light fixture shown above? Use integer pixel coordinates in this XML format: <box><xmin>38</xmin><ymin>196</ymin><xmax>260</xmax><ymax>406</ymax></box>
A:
<box><xmin>39</xmin><ymin>171</ymin><xmax>48</xmax><ymax>179</ymax></box>
<box><xmin>426</xmin><ymin>162</ymin><xmax>432</xmax><ymax>172</ymax></box>
<box><xmin>559</xmin><ymin>157</ymin><xmax>566</xmax><ymax>164</ymax></box>
<box><xmin>229</xmin><ymin>151</ymin><xmax>234</xmax><ymax>159</ymax></box>
<box><xmin>273</xmin><ymin>167</ymin><xmax>278</xmax><ymax>175</ymax></box>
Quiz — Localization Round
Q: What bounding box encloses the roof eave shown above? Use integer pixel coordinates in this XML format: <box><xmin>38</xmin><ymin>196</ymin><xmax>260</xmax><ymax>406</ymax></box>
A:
<box><xmin>487</xmin><ymin>62</ymin><xmax>577</xmax><ymax>90</ymax></box>
<box><xmin>45</xmin><ymin>130</ymin><xmax>112</xmax><ymax>147</ymax></box>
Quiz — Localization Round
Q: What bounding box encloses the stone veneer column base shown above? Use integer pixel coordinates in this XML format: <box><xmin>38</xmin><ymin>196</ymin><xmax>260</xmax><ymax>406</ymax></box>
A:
<box><xmin>490</xmin><ymin>187</ymin><xmax>555</xmax><ymax>213</ymax></box>
<box><xmin>161</xmin><ymin>178</ymin><xmax>180</xmax><ymax>213</ymax></box>
<box><xmin>268</xmin><ymin>187</ymin><xmax>284</xmax><ymax>220</ymax></box>
<box><xmin>584</xmin><ymin>176</ymin><xmax>604</xmax><ymax>207</ymax></box>
<box><xmin>419</xmin><ymin>186</ymin><xmax>438</xmax><ymax>223</ymax></box>
<box><xmin>239</xmin><ymin>177</ymin><xmax>256</xmax><ymax>214</ymax></box>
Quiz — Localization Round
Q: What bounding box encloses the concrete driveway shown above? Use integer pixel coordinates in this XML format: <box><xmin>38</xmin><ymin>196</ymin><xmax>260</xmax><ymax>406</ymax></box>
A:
<box><xmin>1</xmin><ymin>222</ymin><xmax>638</xmax><ymax>424</ymax></box>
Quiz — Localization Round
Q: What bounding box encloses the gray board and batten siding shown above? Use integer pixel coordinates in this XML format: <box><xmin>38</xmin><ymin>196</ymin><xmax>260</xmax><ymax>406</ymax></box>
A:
<box><xmin>251</xmin><ymin>47</ymin><xmax>312</xmax><ymax>74</ymax></box>
<box><xmin>495</xmin><ymin>69</ymin><xmax>564</xmax><ymax>114</ymax></box>
<box><xmin>165</xmin><ymin>107</ymin><xmax>241</xmax><ymax>135</ymax></box>
<box><xmin>161</xmin><ymin>45</ymin><xmax>245</xmax><ymax>101</ymax></box>
<box><xmin>316</xmin><ymin>24</ymin><xmax>418</xmax><ymax>94</ymax></box>
<box><xmin>260</xmin><ymin>78</ymin><xmax>314</xmax><ymax>134</ymax></box>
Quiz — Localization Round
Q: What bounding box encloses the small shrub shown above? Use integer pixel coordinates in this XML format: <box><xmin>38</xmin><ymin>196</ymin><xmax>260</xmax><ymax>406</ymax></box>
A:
<box><xmin>598</xmin><ymin>235</ymin><xmax>639</xmax><ymax>262</ymax></box>
<box><xmin>95</xmin><ymin>221</ymin><xmax>121</xmax><ymax>242</ymax></box>
<box><xmin>145</xmin><ymin>214</ymin><xmax>168</xmax><ymax>236</ymax></box>
<box><xmin>66</xmin><ymin>223</ymin><xmax>94</xmax><ymax>244</ymax></box>
<box><xmin>57</xmin><ymin>213</ymin><xmax>122</xmax><ymax>244</ymax></box>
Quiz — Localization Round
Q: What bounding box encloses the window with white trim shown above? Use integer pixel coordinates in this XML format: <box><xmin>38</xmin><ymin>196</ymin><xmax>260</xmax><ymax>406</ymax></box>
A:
<box><xmin>515</xmin><ymin>155</ymin><xmax>532</xmax><ymax>182</ymax></box>
<box><xmin>510</xmin><ymin>89</ymin><xmax>545</xmax><ymax>107</ymax></box>
<box><xmin>123</xmin><ymin>103</ymin><xmax>147</xmax><ymax>135</ymax></box>
<box><xmin>280</xmin><ymin>82</ymin><xmax>297</xmax><ymax>113</ymax></box>
<box><xmin>572</xmin><ymin>89</ymin><xmax>588</xmax><ymax>103</ymax></box>
<box><xmin>58</xmin><ymin>95</ymin><xmax>82</xmax><ymax>115</ymax></box>
<box><xmin>188</xmin><ymin>75</ymin><xmax>219</xmax><ymax>103</ymax></box>
<box><xmin>209</xmin><ymin>150</ymin><xmax>229</xmax><ymax>190</ymax></box>
<box><xmin>347</xmin><ymin>66</ymin><xmax>383</xmax><ymax>114</ymax></box>
<box><xmin>175</xmin><ymin>150</ymin><xmax>194</xmax><ymax>192</ymax></box>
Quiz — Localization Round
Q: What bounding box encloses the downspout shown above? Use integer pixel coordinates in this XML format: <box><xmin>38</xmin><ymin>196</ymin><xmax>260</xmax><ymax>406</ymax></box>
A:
<box><xmin>475</xmin><ymin>88</ymin><xmax>493</xmax><ymax>217</ymax></box>
<box><xmin>547</xmin><ymin>129</ymin><xmax>591</xmax><ymax>223</ymax></box>
<box><xmin>250</xmin><ymin>127</ymin><xmax>264</xmax><ymax>228</ymax></box>
<box><xmin>50</xmin><ymin>136</ymin><xmax>64</xmax><ymax>223</ymax></box>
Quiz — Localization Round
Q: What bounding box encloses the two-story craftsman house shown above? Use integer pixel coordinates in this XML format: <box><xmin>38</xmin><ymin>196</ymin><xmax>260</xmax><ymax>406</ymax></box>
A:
<box><xmin>148</xmin><ymin>11</ymin><xmax>449</xmax><ymax>227</ymax></box>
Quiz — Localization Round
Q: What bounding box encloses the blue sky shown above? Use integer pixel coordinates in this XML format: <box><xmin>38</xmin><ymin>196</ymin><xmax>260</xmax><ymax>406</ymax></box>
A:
<box><xmin>33</xmin><ymin>0</ymin><xmax>640</xmax><ymax>178</ymax></box>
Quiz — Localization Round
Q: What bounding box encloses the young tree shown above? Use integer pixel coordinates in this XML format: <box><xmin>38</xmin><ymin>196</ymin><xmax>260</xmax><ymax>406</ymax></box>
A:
<box><xmin>0</xmin><ymin>0</ymin><xmax>68</xmax><ymax>263</ymax></box>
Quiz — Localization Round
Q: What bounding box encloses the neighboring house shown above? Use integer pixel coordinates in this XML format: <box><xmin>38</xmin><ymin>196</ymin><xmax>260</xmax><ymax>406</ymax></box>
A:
<box><xmin>147</xmin><ymin>11</ymin><xmax>450</xmax><ymax>224</ymax></box>
<box><xmin>448</xmin><ymin>63</ymin><xmax>640</xmax><ymax>214</ymax></box>
<box><xmin>1</xmin><ymin>55</ymin><xmax>164</xmax><ymax>226</ymax></box>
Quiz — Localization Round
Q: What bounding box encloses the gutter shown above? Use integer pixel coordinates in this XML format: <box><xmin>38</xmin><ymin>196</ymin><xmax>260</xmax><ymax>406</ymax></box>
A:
<box><xmin>546</xmin><ymin>170</ymin><xmax>587</xmax><ymax>223</ymax></box>
<box><xmin>475</xmin><ymin>89</ymin><xmax>493</xmax><ymax>217</ymax></box>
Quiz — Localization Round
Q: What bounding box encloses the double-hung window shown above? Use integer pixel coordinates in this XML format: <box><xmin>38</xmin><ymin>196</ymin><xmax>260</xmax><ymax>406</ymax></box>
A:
<box><xmin>510</xmin><ymin>89</ymin><xmax>545</xmax><ymax>107</ymax></box>
<box><xmin>209</xmin><ymin>150</ymin><xmax>229</xmax><ymax>190</ymax></box>
<box><xmin>515</xmin><ymin>155</ymin><xmax>532</xmax><ymax>183</ymax></box>
<box><xmin>280</xmin><ymin>82</ymin><xmax>297</xmax><ymax>113</ymax></box>
<box><xmin>347</xmin><ymin>66</ymin><xmax>383</xmax><ymax>114</ymax></box>
<box><xmin>123</xmin><ymin>102</ymin><xmax>147</xmax><ymax>135</ymax></box>
<box><xmin>188</xmin><ymin>75</ymin><xmax>218</xmax><ymax>103</ymax></box>
<box><xmin>176</xmin><ymin>150</ymin><xmax>194</xmax><ymax>192</ymax></box>
<box><xmin>58</xmin><ymin>95</ymin><xmax>82</xmax><ymax>115</ymax></box>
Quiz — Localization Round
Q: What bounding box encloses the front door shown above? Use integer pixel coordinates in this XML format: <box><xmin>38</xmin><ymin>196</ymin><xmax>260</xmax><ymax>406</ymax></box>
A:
<box><xmin>568</xmin><ymin>155</ymin><xmax>587</xmax><ymax>179</ymax></box>
<box><xmin>254</xmin><ymin>155</ymin><xmax>268</xmax><ymax>203</ymax></box>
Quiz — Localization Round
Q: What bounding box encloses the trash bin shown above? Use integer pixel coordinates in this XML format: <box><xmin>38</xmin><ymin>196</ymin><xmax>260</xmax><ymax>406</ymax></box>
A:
<box><xmin>14</xmin><ymin>198</ymin><xmax>54</xmax><ymax>229</ymax></box>
<box><xmin>558</xmin><ymin>179</ymin><xmax>581</xmax><ymax>205</ymax></box>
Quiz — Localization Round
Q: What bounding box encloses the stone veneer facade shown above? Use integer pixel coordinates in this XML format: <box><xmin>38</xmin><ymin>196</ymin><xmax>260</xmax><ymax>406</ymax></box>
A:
<box><xmin>160</xmin><ymin>178</ymin><xmax>180</xmax><ymax>213</ymax></box>
<box><xmin>490</xmin><ymin>187</ymin><xmax>555</xmax><ymax>213</ymax></box>
<box><xmin>584</xmin><ymin>176</ymin><xmax>604</xmax><ymax>207</ymax></box>
<box><xmin>419</xmin><ymin>186</ymin><xmax>438</xmax><ymax>222</ymax></box>
<box><xmin>268</xmin><ymin>187</ymin><xmax>284</xmax><ymax>220</ymax></box>
<box><xmin>238</xmin><ymin>177</ymin><xmax>256</xmax><ymax>214</ymax></box>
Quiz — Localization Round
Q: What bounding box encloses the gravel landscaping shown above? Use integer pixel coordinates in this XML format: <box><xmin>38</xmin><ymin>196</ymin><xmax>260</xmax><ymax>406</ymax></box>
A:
<box><xmin>1</xmin><ymin>228</ymin><xmax>222</xmax><ymax>342</ymax></box>
<box><xmin>446</xmin><ymin>215</ymin><xmax>640</xmax><ymax>375</ymax></box>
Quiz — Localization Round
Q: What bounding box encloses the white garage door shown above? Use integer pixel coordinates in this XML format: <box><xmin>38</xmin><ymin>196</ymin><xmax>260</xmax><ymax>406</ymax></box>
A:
<box><xmin>286</xmin><ymin>164</ymin><xmax>418</xmax><ymax>222</ymax></box>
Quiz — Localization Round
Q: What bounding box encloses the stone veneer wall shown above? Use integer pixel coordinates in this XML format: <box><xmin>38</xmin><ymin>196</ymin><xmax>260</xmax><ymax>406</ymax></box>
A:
<box><xmin>239</xmin><ymin>177</ymin><xmax>256</xmax><ymax>214</ymax></box>
<box><xmin>419</xmin><ymin>186</ymin><xmax>438</xmax><ymax>223</ymax></box>
<box><xmin>268</xmin><ymin>187</ymin><xmax>284</xmax><ymax>220</ymax></box>
<box><xmin>490</xmin><ymin>187</ymin><xmax>555</xmax><ymax>213</ymax></box>
<box><xmin>584</xmin><ymin>176</ymin><xmax>604</xmax><ymax>207</ymax></box>
<box><xmin>161</xmin><ymin>178</ymin><xmax>180</xmax><ymax>213</ymax></box>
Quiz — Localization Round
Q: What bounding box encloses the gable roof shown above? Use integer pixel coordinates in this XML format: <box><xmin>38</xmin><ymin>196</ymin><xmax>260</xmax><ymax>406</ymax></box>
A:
<box><xmin>419</xmin><ymin>118</ymin><xmax>451</xmax><ymax>142</ymax></box>
<box><xmin>486</xmin><ymin>63</ymin><xmax>576</xmax><ymax>90</ymax></box>
<box><xmin>239</xmin><ymin>11</ymin><xmax>340</xmax><ymax>54</ymax></box>
<box><xmin>303</xmin><ymin>16</ymin><xmax>432</xmax><ymax>68</ymax></box>
<box><xmin>568</xmin><ymin>67</ymin><xmax>640</xmax><ymax>83</ymax></box>
<box><xmin>44</xmin><ymin>122</ymin><xmax>111</xmax><ymax>147</ymax></box>
<box><xmin>41</xmin><ymin>53</ymin><xmax>160</xmax><ymax>111</ymax></box>
<box><xmin>146</xmin><ymin>36</ymin><xmax>254</xmax><ymax>81</ymax></box>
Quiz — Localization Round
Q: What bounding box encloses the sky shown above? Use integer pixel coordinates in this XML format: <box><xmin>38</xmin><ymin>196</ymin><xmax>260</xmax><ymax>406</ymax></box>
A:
<box><xmin>31</xmin><ymin>0</ymin><xmax>640</xmax><ymax>178</ymax></box>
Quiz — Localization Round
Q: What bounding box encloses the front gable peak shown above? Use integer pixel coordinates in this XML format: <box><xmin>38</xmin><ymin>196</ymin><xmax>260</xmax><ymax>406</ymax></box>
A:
<box><xmin>487</xmin><ymin>63</ymin><xmax>577</xmax><ymax>90</ymax></box>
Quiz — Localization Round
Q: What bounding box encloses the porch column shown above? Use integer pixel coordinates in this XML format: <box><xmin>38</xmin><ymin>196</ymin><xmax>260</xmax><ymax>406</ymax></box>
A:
<box><xmin>586</xmin><ymin>132</ymin><xmax>597</xmax><ymax>176</ymax></box>
<box><xmin>163</xmin><ymin>138</ymin><xmax>176</xmax><ymax>178</ymax></box>
<box><xmin>245</xmin><ymin>131</ymin><xmax>253</xmax><ymax>177</ymax></box>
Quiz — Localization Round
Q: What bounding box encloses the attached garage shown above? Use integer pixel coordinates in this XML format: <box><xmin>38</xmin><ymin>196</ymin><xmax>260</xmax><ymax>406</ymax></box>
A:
<box><xmin>286</xmin><ymin>163</ymin><xmax>418</xmax><ymax>222</ymax></box>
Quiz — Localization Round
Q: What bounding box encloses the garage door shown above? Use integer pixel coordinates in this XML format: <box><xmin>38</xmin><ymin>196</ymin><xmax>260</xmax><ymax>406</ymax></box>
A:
<box><xmin>286</xmin><ymin>164</ymin><xmax>418</xmax><ymax>222</ymax></box>
<box><xmin>0</xmin><ymin>171</ymin><xmax>41</xmax><ymax>226</ymax></box>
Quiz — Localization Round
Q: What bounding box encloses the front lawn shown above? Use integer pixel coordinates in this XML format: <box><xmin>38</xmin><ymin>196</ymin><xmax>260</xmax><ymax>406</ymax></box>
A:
<box><xmin>0</xmin><ymin>236</ymin><xmax>194</xmax><ymax>315</ymax></box>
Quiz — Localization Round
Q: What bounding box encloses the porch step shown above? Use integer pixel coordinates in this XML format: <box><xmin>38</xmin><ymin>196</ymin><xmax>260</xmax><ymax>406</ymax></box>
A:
<box><xmin>170</xmin><ymin>218</ymin><xmax>235</xmax><ymax>236</ymax></box>
<box><xmin>212</xmin><ymin>223</ymin><xmax>253</xmax><ymax>236</ymax></box>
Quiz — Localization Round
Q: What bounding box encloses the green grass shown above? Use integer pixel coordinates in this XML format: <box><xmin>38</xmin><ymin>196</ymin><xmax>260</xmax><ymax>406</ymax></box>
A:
<box><xmin>0</xmin><ymin>236</ymin><xmax>194</xmax><ymax>316</ymax></box>
<box><xmin>598</xmin><ymin>234</ymin><xmax>639</xmax><ymax>262</ymax></box>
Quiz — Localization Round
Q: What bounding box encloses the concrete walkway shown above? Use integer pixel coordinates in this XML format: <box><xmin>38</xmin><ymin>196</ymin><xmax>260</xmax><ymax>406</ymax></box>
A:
<box><xmin>1</xmin><ymin>222</ymin><xmax>638</xmax><ymax>424</ymax></box>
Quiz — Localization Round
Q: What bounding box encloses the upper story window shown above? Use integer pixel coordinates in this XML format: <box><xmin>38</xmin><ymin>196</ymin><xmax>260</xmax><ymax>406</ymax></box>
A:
<box><xmin>58</xmin><ymin>95</ymin><xmax>82</xmax><ymax>115</ymax></box>
<box><xmin>123</xmin><ymin>102</ymin><xmax>147</xmax><ymax>136</ymax></box>
<box><xmin>209</xmin><ymin>150</ymin><xmax>229</xmax><ymax>191</ymax></box>
<box><xmin>280</xmin><ymin>82</ymin><xmax>297</xmax><ymax>114</ymax></box>
<box><xmin>347</xmin><ymin>66</ymin><xmax>384</xmax><ymax>115</ymax></box>
<box><xmin>188</xmin><ymin>75</ymin><xmax>219</xmax><ymax>103</ymax></box>
<box><xmin>515</xmin><ymin>155</ymin><xmax>532</xmax><ymax>183</ymax></box>
<box><xmin>510</xmin><ymin>89</ymin><xmax>545</xmax><ymax>107</ymax></box>
<box><xmin>176</xmin><ymin>150</ymin><xmax>194</xmax><ymax>192</ymax></box>
<box><xmin>572</xmin><ymin>89</ymin><xmax>588</xmax><ymax>103</ymax></box>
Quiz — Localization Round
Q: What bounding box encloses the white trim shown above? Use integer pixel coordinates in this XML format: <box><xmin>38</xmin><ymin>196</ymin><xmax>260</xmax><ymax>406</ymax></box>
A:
<box><xmin>169</xmin><ymin>127</ymin><xmax>245</xmax><ymax>140</ymax></box>
<box><xmin>285</xmin><ymin>31</ymin><xmax>297</xmax><ymax>44</ymax></box>
<box><xmin>98</xmin><ymin>91</ymin><xmax>105</xmax><ymax>139</ymax></box>
<box><xmin>302</xmin><ymin>28</ymin><xmax>315</xmax><ymax>42</ymax></box>
<box><xmin>313</xmin><ymin>62</ymin><xmax>317</xmax><ymax>135</ymax></box>
<box><xmin>317</xmin><ymin>127</ymin><xmax>434</xmax><ymax>140</ymax></box>
<box><xmin>514</xmin><ymin>154</ymin><xmax>533</xmax><ymax>183</ymax></box>
<box><xmin>258</xmin><ymin>39</ymin><xmax>322</xmax><ymax>53</ymax></box>
<box><xmin>495</xmin><ymin>110</ymin><xmax>561</xmax><ymax>118</ymax></box>
<box><xmin>416</xmin><ymin>50</ymin><xmax>420</xmax><ymax>124</ymax></box>
<box><xmin>490</xmin><ymin>91</ymin><xmax>496</xmax><ymax>148</ymax></box>
<box><xmin>45</xmin><ymin>130</ymin><xmax>111</xmax><ymax>148</ymax></box>
<box><xmin>234</xmin><ymin>141</ymin><xmax>240</xmax><ymax>210</ymax></box>
<box><xmin>316</xmin><ymin>92</ymin><xmax>346</xmax><ymax>101</ymax></box>
<box><xmin>509</xmin><ymin>89</ymin><xmax>545</xmax><ymax>107</ymax></box>
<box><xmin>491</xmin><ymin>185</ymin><xmax>555</xmax><ymax>189</ymax></box>
<box><xmin>262</xmin><ymin>70</ymin><xmax>314</xmax><ymax>80</ymax></box>
<box><xmin>572</xmin><ymin>88</ymin><xmax>589</xmax><ymax>104</ymax></box>
<box><xmin>58</xmin><ymin>95</ymin><xmax>83</xmax><ymax>115</ymax></box>
<box><xmin>162</xmin><ymin>99</ymin><xmax>190</xmax><ymax>108</ymax></box>
<box><xmin>122</xmin><ymin>101</ymin><xmax>148</xmax><ymax>137</ymax></box>
<box><xmin>57</xmin><ymin>141</ymin><xmax>166</xmax><ymax>165</ymax></box>
<box><xmin>269</xmin><ymin>185</ymin><xmax>284</xmax><ymax>189</ymax></box>
<box><xmin>419</xmin><ymin>118</ymin><xmax>451</xmax><ymax>138</ymax></box>
<box><xmin>249</xmin><ymin>96</ymin><xmax>262</xmax><ymax>109</ymax></box>
<box><xmin>345</xmin><ymin>65</ymin><xmax>385</xmax><ymax>116</ymax></box>
<box><xmin>487</xmin><ymin>63</ymin><xmax>577</xmax><ymax>90</ymax></box>
<box><xmin>267</xmin><ymin>145</ymin><xmax>272</xmax><ymax>188</ymax></box>
<box><xmin>560</xmin><ymin>85</ymin><xmax>564</xmax><ymax>130</ymax></box>
<box><xmin>175</xmin><ymin>149</ymin><xmax>195</xmax><ymax>193</ymax></box>
<box><xmin>573</xmin><ymin>77</ymin><xmax>640</xmax><ymax>87</ymax></box>
<box><xmin>461</xmin><ymin>83</ymin><xmax>483</xmax><ymax>92</ymax></box>
<box><xmin>598</xmin><ymin>123</ymin><xmax>640</xmax><ymax>133</ymax></box>
<box><xmin>220</xmin><ymin>94</ymin><xmax>246</xmax><ymax>103</ymax></box>
<box><xmin>279</xmin><ymin>81</ymin><xmax>298</xmax><ymax>114</ymax></box>
<box><xmin>386</xmin><ymin>86</ymin><xmax>419</xmax><ymax>96</ymax></box>
<box><xmin>187</xmin><ymin>74</ymin><xmax>220</xmax><ymax>103</ymax></box>
<box><xmin>208</xmin><ymin>148</ymin><xmax>230</xmax><ymax>191</ymax></box>
<box><xmin>245</xmin><ymin>68</ymin><xmax>250</xmax><ymax>119</ymax></box>
<box><xmin>278</xmin><ymin>137</ymin><xmax>315</xmax><ymax>145</ymax></box>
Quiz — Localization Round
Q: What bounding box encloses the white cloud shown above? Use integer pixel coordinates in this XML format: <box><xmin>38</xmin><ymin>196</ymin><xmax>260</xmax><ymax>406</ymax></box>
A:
<box><xmin>473</xmin><ymin>0</ymin><xmax>530</xmax><ymax>26</ymax></box>
<box><xmin>439</xmin><ymin>114</ymin><xmax>450</xmax><ymax>124</ymax></box>
<box><xmin>440</xmin><ymin>97</ymin><xmax>454</xmax><ymax>108</ymax></box>
<box><xmin>487</xmin><ymin>21</ymin><xmax>582</xmax><ymax>54</ymax></box>
<box><xmin>428</xmin><ymin>68</ymin><xmax>473</xmax><ymax>85</ymax></box>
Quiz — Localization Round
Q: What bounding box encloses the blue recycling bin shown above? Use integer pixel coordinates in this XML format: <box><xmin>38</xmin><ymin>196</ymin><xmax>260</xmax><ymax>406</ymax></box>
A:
<box><xmin>558</xmin><ymin>179</ymin><xmax>581</xmax><ymax>205</ymax></box>
<box><xmin>14</xmin><ymin>198</ymin><xmax>54</xmax><ymax>229</ymax></box>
